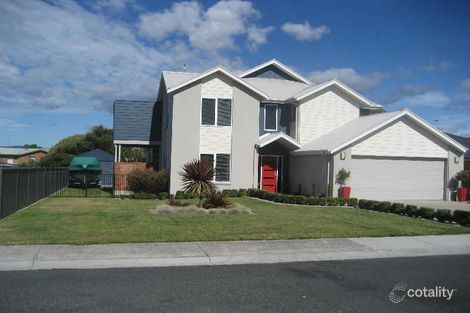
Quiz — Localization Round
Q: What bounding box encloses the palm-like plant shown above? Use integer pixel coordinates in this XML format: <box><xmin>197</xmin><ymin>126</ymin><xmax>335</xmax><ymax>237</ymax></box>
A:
<box><xmin>179</xmin><ymin>159</ymin><xmax>216</xmax><ymax>207</ymax></box>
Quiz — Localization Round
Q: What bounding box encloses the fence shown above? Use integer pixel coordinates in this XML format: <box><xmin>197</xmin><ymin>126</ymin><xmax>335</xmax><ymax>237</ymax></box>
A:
<box><xmin>0</xmin><ymin>168</ymin><xmax>68</xmax><ymax>218</ymax></box>
<box><xmin>51</xmin><ymin>174</ymin><xmax>130</xmax><ymax>197</ymax></box>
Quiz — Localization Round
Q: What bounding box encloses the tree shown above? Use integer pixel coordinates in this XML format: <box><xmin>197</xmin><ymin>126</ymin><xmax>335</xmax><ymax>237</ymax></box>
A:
<box><xmin>179</xmin><ymin>159</ymin><xmax>215</xmax><ymax>207</ymax></box>
<box><xmin>23</xmin><ymin>144</ymin><xmax>40</xmax><ymax>148</ymax></box>
<box><xmin>39</xmin><ymin>125</ymin><xmax>113</xmax><ymax>167</ymax></box>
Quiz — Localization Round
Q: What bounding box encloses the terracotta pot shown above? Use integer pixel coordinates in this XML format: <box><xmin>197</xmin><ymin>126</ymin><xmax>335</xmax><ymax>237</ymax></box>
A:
<box><xmin>340</xmin><ymin>186</ymin><xmax>351</xmax><ymax>199</ymax></box>
<box><xmin>457</xmin><ymin>187</ymin><xmax>468</xmax><ymax>202</ymax></box>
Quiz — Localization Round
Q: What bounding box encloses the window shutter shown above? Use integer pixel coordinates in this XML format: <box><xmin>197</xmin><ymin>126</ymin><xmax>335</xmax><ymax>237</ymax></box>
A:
<box><xmin>217</xmin><ymin>99</ymin><xmax>232</xmax><ymax>126</ymax></box>
<box><xmin>215</xmin><ymin>154</ymin><xmax>230</xmax><ymax>182</ymax></box>
<box><xmin>265</xmin><ymin>105</ymin><xmax>277</xmax><ymax>130</ymax></box>
<box><xmin>201</xmin><ymin>98</ymin><xmax>216</xmax><ymax>125</ymax></box>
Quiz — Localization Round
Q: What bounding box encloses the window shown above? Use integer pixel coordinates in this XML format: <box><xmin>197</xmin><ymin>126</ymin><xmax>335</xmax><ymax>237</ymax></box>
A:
<box><xmin>215</xmin><ymin>154</ymin><xmax>230</xmax><ymax>182</ymax></box>
<box><xmin>201</xmin><ymin>98</ymin><xmax>216</xmax><ymax>125</ymax></box>
<box><xmin>217</xmin><ymin>99</ymin><xmax>232</xmax><ymax>126</ymax></box>
<box><xmin>201</xmin><ymin>98</ymin><xmax>232</xmax><ymax>126</ymax></box>
<box><xmin>264</xmin><ymin>104</ymin><xmax>277</xmax><ymax>131</ymax></box>
<box><xmin>200</xmin><ymin>153</ymin><xmax>230</xmax><ymax>182</ymax></box>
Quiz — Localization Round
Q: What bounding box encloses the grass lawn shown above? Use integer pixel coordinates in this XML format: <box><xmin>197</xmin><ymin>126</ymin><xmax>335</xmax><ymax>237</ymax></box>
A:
<box><xmin>0</xmin><ymin>197</ymin><xmax>469</xmax><ymax>245</ymax></box>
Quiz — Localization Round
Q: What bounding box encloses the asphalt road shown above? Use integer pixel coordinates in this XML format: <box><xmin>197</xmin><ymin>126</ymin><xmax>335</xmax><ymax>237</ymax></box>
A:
<box><xmin>1</xmin><ymin>255</ymin><xmax>469</xmax><ymax>313</ymax></box>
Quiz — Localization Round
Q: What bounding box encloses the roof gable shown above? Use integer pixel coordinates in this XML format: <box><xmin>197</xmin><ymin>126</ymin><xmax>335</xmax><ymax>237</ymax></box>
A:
<box><xmin>294</xmin><ymin>79</ymin><xmax>382</xmax><ymax>109</ymax></box>
<box><xmin>165</xmin><ymin>66</ymin><xmax>268</xmax><ymax>99</ymax></box>
<box><xmin>240</xmin><ymin>59</ymin><xmax>311</xmax><ymax>84</ymax></box>
<box><xmin>294</xmin><ymin>110</ymin><xmax>467</xmax><ymax>155</ymax></box>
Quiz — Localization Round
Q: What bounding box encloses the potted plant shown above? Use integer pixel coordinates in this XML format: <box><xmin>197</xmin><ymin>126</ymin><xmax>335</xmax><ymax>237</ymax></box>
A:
<box><xmin>336</xmin><ymin>168</ymin><xmax>351</xmax><ymax>199</ymax></box>
<box><xmin>455</xmin><ymin>170</ymin><xmax>470</xmax><ymax>202</ymax></box>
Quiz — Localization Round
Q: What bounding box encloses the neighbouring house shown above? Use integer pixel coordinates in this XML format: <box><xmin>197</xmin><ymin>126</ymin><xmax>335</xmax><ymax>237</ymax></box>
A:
<box><xmin>0</xmin><ymin>147</ymin><xmax>48</xmax><ymax>165</ymax></box>
<box><xmin>113</xmin><ymin>59</ymin><xmax>467</xmax><ymax>200</ymax></box>
<box><xmin>446</xmin><ymin>133</ymin><xmax>470</xmax><ymax>170</ymax></box>
<box><xmin>78</xmin><ymin>149</ymin><xmax>114</xmax><ymax>187</ymax></box>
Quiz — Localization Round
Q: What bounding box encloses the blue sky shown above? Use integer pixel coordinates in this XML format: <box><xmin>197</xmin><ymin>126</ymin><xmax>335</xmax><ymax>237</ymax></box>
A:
<box><xmin>1</xmin><ymin>0</ymin><xmax>469</xmax><ymax>147</ymax></box>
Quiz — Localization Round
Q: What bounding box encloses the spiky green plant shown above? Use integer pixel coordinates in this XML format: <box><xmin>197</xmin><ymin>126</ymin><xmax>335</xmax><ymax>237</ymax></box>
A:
<box><xmin>179</xmin><ymin>159</ymin><xmax>216</xmax><ymax>207</ymax></box>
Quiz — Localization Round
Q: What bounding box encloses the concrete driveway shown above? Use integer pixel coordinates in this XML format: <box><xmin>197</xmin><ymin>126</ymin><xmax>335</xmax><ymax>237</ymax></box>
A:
<box><xmin>390</xmin><ymin>200</ymin><xmax>470</xmax><ymax>211</ymax></box>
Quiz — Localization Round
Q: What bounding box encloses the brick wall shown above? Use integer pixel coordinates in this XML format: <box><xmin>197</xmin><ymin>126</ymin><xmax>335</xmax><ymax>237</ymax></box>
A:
<box><xmin>114</xmin><ymin>162</ymin><xmax>153</xmax><ymax>193</ymax></box>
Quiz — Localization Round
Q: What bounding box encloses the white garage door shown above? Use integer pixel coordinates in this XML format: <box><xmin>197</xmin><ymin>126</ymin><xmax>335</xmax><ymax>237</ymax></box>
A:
<box><xmin>350</xmin><ymin>157</ymin><xmax>445</xmax><ymax>200</ymax></box>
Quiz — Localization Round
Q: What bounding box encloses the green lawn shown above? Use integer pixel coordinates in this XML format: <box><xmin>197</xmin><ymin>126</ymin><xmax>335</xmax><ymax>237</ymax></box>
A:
<box><xmin>0</xmin><ymin>197</ymin><xmax>469</xmax><ymax>245</ymax></box>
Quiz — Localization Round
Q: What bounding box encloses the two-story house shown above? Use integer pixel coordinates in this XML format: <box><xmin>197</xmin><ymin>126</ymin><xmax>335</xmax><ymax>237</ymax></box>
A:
<box><xmin>113</xmin><ymin>59</ymin><xmax>467</xmax><ymax>200</ymax></box>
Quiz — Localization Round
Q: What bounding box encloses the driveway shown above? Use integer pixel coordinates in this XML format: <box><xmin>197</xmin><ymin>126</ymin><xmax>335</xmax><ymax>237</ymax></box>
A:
<box><xmin>390</xmin><ymin>200</ymin><xmax>470</xmax><ymax>211</ymax></box>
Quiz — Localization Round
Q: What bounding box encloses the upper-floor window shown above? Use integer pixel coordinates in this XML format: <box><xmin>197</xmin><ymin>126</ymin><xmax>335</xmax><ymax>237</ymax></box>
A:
<box><xmin>264</xmin><ymin>104</ymin><xmax>277</xmax><ymax>131</ymax></box>
<box><xmin>201</xmin><ymin>98</ymin><xmax>232</xmax><ymax>127</ymax></box>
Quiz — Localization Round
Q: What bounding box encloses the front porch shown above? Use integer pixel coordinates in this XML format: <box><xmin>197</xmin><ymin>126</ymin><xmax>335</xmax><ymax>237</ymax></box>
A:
<box><xmin>257</xmin><ymin>132</ymin><xmax>301</xmax><ymax>193</ymax></box>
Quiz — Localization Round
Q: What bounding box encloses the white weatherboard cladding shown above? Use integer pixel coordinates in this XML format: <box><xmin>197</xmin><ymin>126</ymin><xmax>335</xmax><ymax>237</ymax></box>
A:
<box><xmin>352</xmin><ymin>120</ymin><xmax>448</xmax><ymax>158</ymax></box>
<box><xmin>350</xmin><ymin>158</ymin><xmax>445</xmax><ymax>200</ymax></box>
<box><xmin>200</xmin><ymin>77</ymin><xmax>233</xmax><ymax>154</ymax></box>
<box><xmin>200</xmin><ymin>127</ymin><xmax>232</xmax><ymax>154</ymax></box>
<box><xmin>299</xmin><ymin>89</ymin><xmax>359</xmax><ymax>144</ymax></box>
<box><xmin>201</xmin><ymin>77</ymin><xmax>233</xmax><ymax>98</ymax></box>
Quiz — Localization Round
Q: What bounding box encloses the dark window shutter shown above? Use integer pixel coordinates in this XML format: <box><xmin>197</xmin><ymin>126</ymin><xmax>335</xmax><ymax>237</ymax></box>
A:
<box><xmin>217</xmin><ymin>99</ymin><xmax>232</xmax><ymax>126</ymax></box>
<box><xmin>215</xmin><ymin>154</ymin><xmax>230</xmax><ymax>182</ymax></box>
<box><xmin>201</xmin><ymin>98</ymin><xmax>216</xmax><ymax>125</ymax></box>
<box><xmin>265</xmin><ymin>105</ymin><xmax>277</xmax><ymax>130</ymax></box>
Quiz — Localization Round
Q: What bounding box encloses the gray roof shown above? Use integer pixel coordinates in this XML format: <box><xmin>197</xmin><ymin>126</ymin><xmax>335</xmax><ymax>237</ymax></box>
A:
<box><xmin>79</xmin><ymin>149</ymin><xmax>113</xmax><ymax>162</ymax></box>
<box><xmin>113</xmin><ymin>100</ymin><xmax>160</xmax><ymax>142</ymax></box>
<box><xmin>295</xmin><ymin>111</ymin><xmax>404</xmax><ymax>153</ymax></box>
<box><xmin>162</xmin><ymin>71</ymin><xmax>200</xmax><ymax>90</ymax></box>
<box><xmin>0</xmin><ymin>147</ymin><xmax>48</xmax><ymax>156</ymax></box>
<box><xmin>446</xmin><ymin>133</ymin><xmax>470</xmax><ymax>158</ymax></box>
<box><xmin>242</xmin><ymin>78</ymin><xmax>311</xmax><ymax>101</ymax></box>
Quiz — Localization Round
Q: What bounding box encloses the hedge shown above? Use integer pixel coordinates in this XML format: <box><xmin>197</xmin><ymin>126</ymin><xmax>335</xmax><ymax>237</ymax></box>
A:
<box><xmin>245</xmin><ymin>189</ymin><xmax>358</xmax><ymax>207</ymax></box>
<box><xmin>355</xmin><ymin>199</ymin><xmax>467</xmax><ymax>226</ymax></box>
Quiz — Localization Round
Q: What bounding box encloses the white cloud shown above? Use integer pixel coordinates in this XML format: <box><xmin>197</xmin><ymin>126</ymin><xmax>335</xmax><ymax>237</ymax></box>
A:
<box><xmin>0</xmin><ymin>0</ymin><xmax>170</xmax><ymax>113</ymax></box>
<box><xmin>308</xmin><ymin>68</ymin><xmax>385</xmax><ymax>93</ymax></box>
<box><xmin>420</xmin><ymin>59</ymin><xmax>454</xmax><ymax>71</ymax></box>
<box><xmin>0</xmin><ymin>118</ymin><xmax>28</xmax><ymax>129</ymax></box>
<box><xmin>281</xmin><ymin>22</ymin><xmax>330</xmax><ymax>41</ymax></box>
<box><xmin>138</xmin><ymin>0</ymin><xmax>272</xmax><ymax>51</ymax></box>
<box><xmin>389</xmin><ymin>91</ymin><xmax>450</xmax><ymax>109</ymax></box>
<box><xmin>383</xmin><ymin>85</ymin><xmax>432</xmax><ymax>104</ymax></box>
<box><xmin>138</xmin><ymin>1</ymin><xmax>201</xmax><ymax>42</ymax></box>
<box><xmin>90</xmin><ymin>0</ymin><xmax>140</xmax><ymax>13</ymax></box>
<box><xmin>460</xmin><ymin>78</ymin><xmax>470</xmax><ymax>93</ymax></box>
<box><xmin>247</xmin><ymin>25</ymin><xmax>275</xmax><ymax>51</ymax></box>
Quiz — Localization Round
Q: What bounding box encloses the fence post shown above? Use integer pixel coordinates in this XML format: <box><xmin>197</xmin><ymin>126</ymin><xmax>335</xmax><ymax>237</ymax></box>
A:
<box><xmin>15</xmin><ymin>170</ymin><xmax>19</xmax><ymax>212</ymax></box>
<box><xmin>0</xmin><ymin>169</ymin><xmax>3</xmax><ymax>218</ymax></box>
<box><xmin>27</xmin><ymin>169</ymin><xmax>31</xmax><ymax>205</ymax></box>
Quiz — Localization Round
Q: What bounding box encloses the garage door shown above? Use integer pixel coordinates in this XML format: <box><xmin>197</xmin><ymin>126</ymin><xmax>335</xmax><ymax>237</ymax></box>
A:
<box><xmin>350</xmin><ymin>157</ymin><xmax>445</xmax><ymax>200</ymax></box>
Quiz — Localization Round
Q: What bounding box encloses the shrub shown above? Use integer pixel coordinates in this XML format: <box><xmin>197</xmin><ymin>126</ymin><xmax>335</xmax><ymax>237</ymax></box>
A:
<box><xmin>358</xmin><ymin>199</ymin><xmax>368</xmax><ymax>209</ymax></box>
<box><xmin>378</xmin><ymin>201</ymin><xmax>392</xmax><ymax>212</ymax></box>
<box><xmin>175</xmin><ymin>191</ymin><xmax>196</xmax><ymax>199</ymax></box>
<box><xmin>326</xmin><ymin>198</ymin><xmax>339</xmax><ymax>206</ymax></box>
<box><xmin>128</xmin><ymin>169</ymin><xmax>169</xmax><ymax>194</ymax></box>
<box><xmin>204</xmin><ymin>192</ymin><xmax>231</xmax><ymax>209</ymax></box>
<box><xmin>132</xmin><ymin>192</ymin><xmax>157</xmax><ymax>199</ymax></box>
<box><xmin>453</xmin><ymin>210</ymin><xmax>470</xmax><ymax>225</ymax></box>
<box><xmin>435</xmin><ymin>209</ymin><xmax>452</xmax><ymax>222</ymax></box>
<box><xmin>405</xmin><ymin>205</ymin><xmax>419</xmax><ymax>217</ymax></box>
<box><xmin>221</xmin><ymin>189</ymin><xmax>246</xmax><ymax>197</ymax></box>
<box><xmin>348</xmin><ymin>198</ymin><xmax>358</xmax><ymax>207</ymax></box>
<box><xmin>156</xmin><ymin>192</ymin><xmax>170</xmax><ymax>200</ymax></box>
<box><xmin>418</xmin><ymin>207</ymin><xmax>436</xmax><ymax>220</ymax></box>
<box><xmin>168</xmin><ymin>198</ymin><xmax>183</xmax><ymax>207</ymax></box>
<box><xmin>390</xmin><ymin>203</ymin><xmax>405</xmax><ymax>215</ymax></box>
<box><xmin>317</xmin><ymin>198</ymin><xmax>327</xmax><ymax>206</ymax></box>
<box><xmin>179</xmin><ymin>159</ymin><xmax>216</xmax><ymax>207</ymax></box>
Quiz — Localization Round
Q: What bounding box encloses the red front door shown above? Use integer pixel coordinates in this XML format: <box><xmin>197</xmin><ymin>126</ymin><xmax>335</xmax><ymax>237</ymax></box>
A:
<box><xmin>261</xmin><ymin>156</ymin><xmax>278</xmax><ymax>193</ymax></box>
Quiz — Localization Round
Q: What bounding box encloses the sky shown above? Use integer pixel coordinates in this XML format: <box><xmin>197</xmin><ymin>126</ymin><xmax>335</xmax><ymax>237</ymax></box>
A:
<box><xmin>0</xmin><ymin>0</ymin><xmax>469</xmax><ymax>147</ymax></box>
